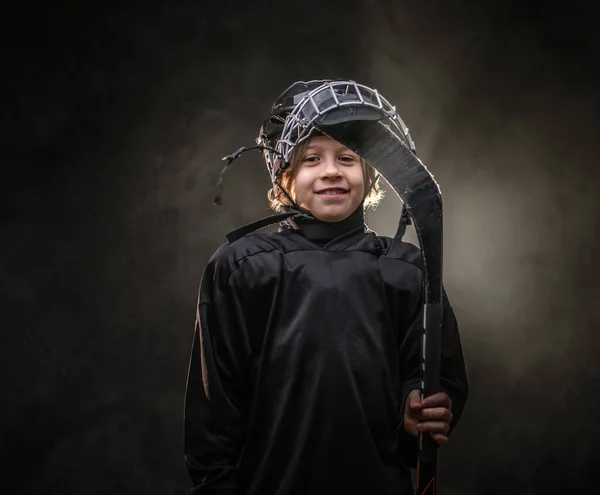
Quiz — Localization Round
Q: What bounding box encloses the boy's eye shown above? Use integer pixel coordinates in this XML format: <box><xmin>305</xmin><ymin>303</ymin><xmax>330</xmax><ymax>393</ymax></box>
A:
<box><xmin>302</xmin><ymin>155</ymin><xmax>320</xmax><ymax>163</ymax></box>
<box><xmin>339</xmin><ymin>155</ymin><xmax>357</xmax><ymax>163</ymax></box>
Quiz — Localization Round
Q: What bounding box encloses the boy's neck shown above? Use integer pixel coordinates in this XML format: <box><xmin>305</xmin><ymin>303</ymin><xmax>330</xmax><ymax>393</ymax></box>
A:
<box><xmin>288</xmin><ymin>206</ymin><xmax>365</xmax><ymax>245</ymax></box>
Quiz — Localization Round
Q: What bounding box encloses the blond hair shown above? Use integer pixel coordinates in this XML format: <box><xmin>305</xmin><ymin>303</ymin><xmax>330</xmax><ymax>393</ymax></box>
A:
<box><xmin>267</xmin><ymin>139</ymin><xmax>384</xmax><ymax>213</ymax></box>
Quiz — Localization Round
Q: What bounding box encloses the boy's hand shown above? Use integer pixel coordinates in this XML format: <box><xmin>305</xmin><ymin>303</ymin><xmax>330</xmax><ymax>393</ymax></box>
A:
<box><xmin>403</xmin><ymin>389</ymin><xmax>453</xmax><ymax>447</ymax></box>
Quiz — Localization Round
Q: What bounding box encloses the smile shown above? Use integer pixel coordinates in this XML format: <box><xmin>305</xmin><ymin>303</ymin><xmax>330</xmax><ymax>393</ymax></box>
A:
<box><xmin>315</xmin><ymin>188</ymin><xmax>349</xmax><ymax>196</ymax></box>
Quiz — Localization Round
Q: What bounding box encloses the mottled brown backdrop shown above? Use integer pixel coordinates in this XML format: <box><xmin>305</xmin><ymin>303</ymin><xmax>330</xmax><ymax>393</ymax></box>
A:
<box><xmin>1</xmin><ymin>1</ymin><xmax>598</xmax><ymax>493</ymax></box>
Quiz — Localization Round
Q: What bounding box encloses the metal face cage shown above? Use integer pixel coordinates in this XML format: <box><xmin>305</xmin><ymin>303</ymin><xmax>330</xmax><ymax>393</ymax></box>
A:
<box><xmin>272</xmin><ymin>80</ymin><xmax>416</xmax><ymax>182</ymax></box>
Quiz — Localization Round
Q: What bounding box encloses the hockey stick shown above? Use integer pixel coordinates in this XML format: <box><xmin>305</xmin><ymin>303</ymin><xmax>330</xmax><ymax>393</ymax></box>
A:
<box><xmin>316</xmin><ymin>120</ymin><xmax>443</xmax><ymax>495</ymax></box>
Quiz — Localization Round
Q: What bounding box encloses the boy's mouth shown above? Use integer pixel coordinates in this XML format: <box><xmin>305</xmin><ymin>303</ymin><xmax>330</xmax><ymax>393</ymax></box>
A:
<box><xmin>315</xmin><ymin>187</ymin><xmax>349</xmax><ymax>196</ymax></box>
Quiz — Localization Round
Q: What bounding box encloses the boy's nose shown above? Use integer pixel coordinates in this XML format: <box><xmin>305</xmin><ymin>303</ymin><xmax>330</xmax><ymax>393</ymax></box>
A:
<box><xmin>321</xmin><ymin>157</ymin><xmax>341</xmax><ymax>176</ymax></box>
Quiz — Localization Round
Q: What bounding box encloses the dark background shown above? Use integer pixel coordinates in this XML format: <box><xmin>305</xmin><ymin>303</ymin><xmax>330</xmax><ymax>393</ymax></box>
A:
<box><xmin>2</xmin><ymin>1</ymin><xmax>599</xmax><ymax>493</ymax></box>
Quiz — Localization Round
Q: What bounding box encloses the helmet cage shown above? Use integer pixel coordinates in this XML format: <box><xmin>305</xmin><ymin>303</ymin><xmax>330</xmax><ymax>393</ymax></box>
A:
<box><xmin>269</xmin><ymin>80</ymin><xmax>416</xmax><ymax>182</ymax></box>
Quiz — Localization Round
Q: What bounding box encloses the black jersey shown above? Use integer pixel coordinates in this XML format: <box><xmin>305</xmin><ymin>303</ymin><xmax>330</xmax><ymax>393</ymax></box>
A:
<box><xmin>184</xmin><ymin>210</ymin><xmax>468</xmax><ymax>495</ymax></box>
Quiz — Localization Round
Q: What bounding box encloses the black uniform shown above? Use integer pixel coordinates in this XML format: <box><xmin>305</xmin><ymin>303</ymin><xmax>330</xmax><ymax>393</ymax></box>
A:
<box><xmin>184</xmin><ymin>208</ymin><xmax>469</xmax><ymax>495</ymax></box>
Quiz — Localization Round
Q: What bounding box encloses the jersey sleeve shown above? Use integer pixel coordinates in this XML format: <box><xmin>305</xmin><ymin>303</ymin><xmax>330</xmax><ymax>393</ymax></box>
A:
<box><xmin>184</xmin><ymin>247</ymin><xmax>250</xmax><ymax>494</ymax></box>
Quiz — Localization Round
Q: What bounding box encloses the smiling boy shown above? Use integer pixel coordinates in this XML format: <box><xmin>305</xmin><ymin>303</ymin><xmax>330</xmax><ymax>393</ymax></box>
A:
<box><xmin>184</xmin><ymin>80</ymin><xmax>469</xmax><ymax>495</ymax></box>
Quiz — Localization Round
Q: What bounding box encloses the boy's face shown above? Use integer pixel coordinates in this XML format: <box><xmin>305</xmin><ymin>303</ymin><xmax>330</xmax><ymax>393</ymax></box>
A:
<box><xmin>291</xmin><ymin>135</ymin><xmax>365</xmax><ymax>223</ymax></box>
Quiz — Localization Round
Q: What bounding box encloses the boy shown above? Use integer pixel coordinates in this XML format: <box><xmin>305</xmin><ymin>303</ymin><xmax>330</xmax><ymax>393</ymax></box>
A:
<box><xmin>184</xmin><ymin>80</ymin><xmax>468</xmax><ymax>495</ymax></box>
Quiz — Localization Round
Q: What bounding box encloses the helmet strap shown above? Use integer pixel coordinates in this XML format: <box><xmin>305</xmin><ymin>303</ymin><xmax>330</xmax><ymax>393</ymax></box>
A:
<box><xmin>213</xmin><ymin>144</ymin><xmax>281</xmax><ymax>206</ymax></box>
